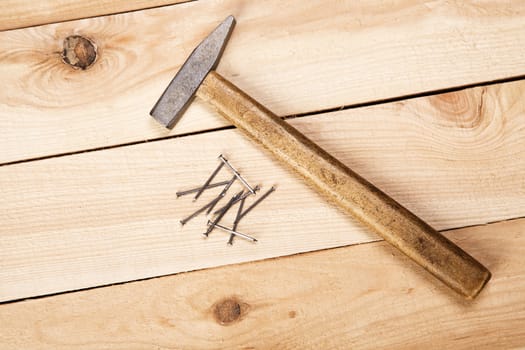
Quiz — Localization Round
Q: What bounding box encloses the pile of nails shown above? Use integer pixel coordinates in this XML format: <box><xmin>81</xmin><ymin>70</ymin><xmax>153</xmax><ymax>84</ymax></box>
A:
<box><xmin>177</xmin><ymin>154</ymin><xmax>275</xmax><ymax>245</ymax></box>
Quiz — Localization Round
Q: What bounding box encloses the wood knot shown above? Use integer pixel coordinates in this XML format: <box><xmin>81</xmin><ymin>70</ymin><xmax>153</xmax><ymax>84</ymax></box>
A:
<box><xmin>62</xmin><ymin>35</ymin><xmax>97</xmax><ymax>70</ymax></box>
<box><xmin>427</xmin><ymin>89</ymin><xmax>484</xmax><ymax>129</ymax></box>
<box><xmin>212</xmin><ymin>297</ymin><xmax>249</xmax><ymax>325</ymax></box>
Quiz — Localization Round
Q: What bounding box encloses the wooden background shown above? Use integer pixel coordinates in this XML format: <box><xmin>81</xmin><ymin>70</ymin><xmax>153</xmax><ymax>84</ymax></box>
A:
<box><xmin>1</xmin><ymin>0</ymin><xmax>524</xmax><ymax>348</ymax></box>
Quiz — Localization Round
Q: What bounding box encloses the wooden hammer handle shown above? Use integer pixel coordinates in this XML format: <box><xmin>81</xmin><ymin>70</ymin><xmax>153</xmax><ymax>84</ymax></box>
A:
<box><xmin>197</xmin><ymin>70</ymin><xmax>491</xmax><ymax>298</ymax></box>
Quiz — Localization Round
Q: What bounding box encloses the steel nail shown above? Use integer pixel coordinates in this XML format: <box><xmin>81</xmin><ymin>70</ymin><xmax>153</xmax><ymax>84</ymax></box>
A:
<box><xmin>208</xmin><ymin>221</ymin><xmax>257</xmax><ymax>243</ymax></box>
<box><xmin>206</xmin><ymin>175</ymin><xmax>237</xmax><ymax>215</ymax></box>
<box><xmin>193</xmin><ymin>162</ymin><xmax>225</xmax><ymax>201</ymax></box>
<box><xmin>179</xmin><ymin>195</ymin><xmax>218</xmax><ymax>225</ymax></box>
<box><xmin>218</xmin><ymin>154</ymin><xmax>255</xmax><ymax>194</ymax></box>
<box><xmin>203</xmin><ymin>190</ymin><xmax>243</xmax><ymax>237</ymax></box>
<box><xmin>238</xmin><ymin>186</ymin><xmax>276</xmax><ymax>221</ymax></box>
<box><xmin>176</xmin><ymin>180</ymin><xmax>231</xmax><ymax>197</ymax></box>
<box><xmin>228</xmin><ymin>196</ymin><xmax>246</xmax><ymax>245</ymax></box>
<box><xmin>180</xmin><ymin>180</ymin><xmax>239</xmax><ymax>225</ymax></box>
<box><xmin>213</xmin><ymin>185</ymin><xmax>260</xmax><ymax>215</ymax></box>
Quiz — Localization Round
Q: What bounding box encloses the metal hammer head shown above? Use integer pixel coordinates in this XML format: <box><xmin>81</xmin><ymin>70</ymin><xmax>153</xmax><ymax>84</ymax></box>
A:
<box><xmin>150</xmin><ymin>16</ymin><xmax>236</xmax><ymax>129</ymax></box>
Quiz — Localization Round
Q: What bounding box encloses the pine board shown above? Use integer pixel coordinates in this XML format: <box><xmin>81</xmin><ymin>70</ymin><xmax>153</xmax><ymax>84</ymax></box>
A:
<box><xmin>1</xmin><ymin>79</ymin><xmax>525</xmax><ymax>302</ymax></box>
<box><xmin>1</xmin><ymin>218</ymin><xmax>523</xmax><ymax>349</ymax></box>
<box><xmin>2</xmin><ymin>0</ymin><xmax>525</xmax><ymax>163</ymax></box>
<box><xmin>0</xmin><ymin>0</ymin><xmax>186</xmax><ymax>31</ymax></box>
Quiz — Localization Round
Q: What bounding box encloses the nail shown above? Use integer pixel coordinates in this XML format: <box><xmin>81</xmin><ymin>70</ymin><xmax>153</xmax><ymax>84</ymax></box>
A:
<box><xmin>179</xmin><ymin>196</ymin><xmax>217</xmax><ymax>225</ymax></box>
<box><xmin>193</xmin><ymin>162</ymin><xmax>225</xmax><ymax>201</ymax></box>
<box><xmin>176</xmin><ymin>180</ymin><xmax>231</xmax><ymax>197</ymax></box>
<box><xmin>213</xmin><ymin>185</ymin><xmax>260</xmax><ymax>215</ymax></box>
<box><xmin>206</xmin><ymin>175</ymin><xmax>236</xmax><ymax>215</ymax></box>
<box><xmin>238</xmin><ymin>186</ymin><xmax>276</xmax><ymax>222</ymax></box>
<box><xmin>208</xmin><ymin>221</ymin><xmax>257</xmax><ymax>243</ymax></box>
<box><xmin>203</xmin><ymin>190</ymin><xmax>243</xmax><ymax>237</ymax></box>
<box><xmin>228</xmin><ymin>196</ymin><xmax>246</xmax><ymax>245</ymax></box>
<box><xmin>218</xmin><ymin>154</ymin><xmax>255</xmax><ymax>194</ymax></box>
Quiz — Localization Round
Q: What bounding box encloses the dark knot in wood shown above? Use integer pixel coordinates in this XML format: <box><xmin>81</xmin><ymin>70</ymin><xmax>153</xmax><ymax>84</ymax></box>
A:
<box><xmin>62</xmin><ymin>35</ymin><xmax>97</xmax><ymax>70</ymax></box>
<box><xmin>212</xmin><ymin>297</ymin><xmax>248</xmax><ymax>325</ymax></box>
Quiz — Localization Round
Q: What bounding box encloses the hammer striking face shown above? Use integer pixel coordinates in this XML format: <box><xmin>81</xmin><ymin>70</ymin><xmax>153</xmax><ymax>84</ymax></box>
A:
<box><xmin>150</xmin><ymin>16</ymin><xmax>491</xmax><ymax>299</ymax></box>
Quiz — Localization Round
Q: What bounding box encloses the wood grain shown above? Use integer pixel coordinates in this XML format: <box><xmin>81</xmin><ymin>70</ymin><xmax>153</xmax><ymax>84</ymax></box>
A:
<box><xmin>198</xmin><ymin>71</ymin><xmax>490</xmax><ymax>298</ymax></box>
<box><xmin>1</xmin><ymin>218</ymin><xmax>524</xmax><ymax>349</ymax></box>
<box><xmin>1</xmin><ymin>79</ymin><xmax>524</xmax><ymax>302</ymax></box>
<box><xmin>2</xmin><ymin>0</ymin><xmax>525</xmax><ymax>163</ymax></box>
<box><xmin>0</xmin><ymin>0</ymin><xmax>187</xmax><ymax>31</ymax></box>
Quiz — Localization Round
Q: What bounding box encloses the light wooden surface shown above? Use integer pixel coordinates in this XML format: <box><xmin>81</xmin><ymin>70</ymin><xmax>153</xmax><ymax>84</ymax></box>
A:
<box><xmin>0</xmin><ymin>0</ymin><xmax>186</xmax><ymax>31</ymax></box>
<box><xmin>1</xmin><ymin>1</ymin><xmax>525</xmax><ymax>348</ymax></box>
<box><xmin>1</xmin><ymin>218</ymin><xmax>523</xmax><ymax>349</ymax></box>
<box><xmin>2</xmin><ymin>0</ymin><xmax>525</xmax><ymax>163</ymax></box>
<box><xmin>2</xmin><ymin>79</ymin><xmax>524</xmax><ymax>302</ymax></box>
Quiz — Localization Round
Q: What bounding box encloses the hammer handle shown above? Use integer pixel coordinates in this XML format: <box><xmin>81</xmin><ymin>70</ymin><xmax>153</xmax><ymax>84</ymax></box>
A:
<box><xmin>197</xmin><ymin>70</ymin><xmax>491</xmax><ymax>298</ymax></box>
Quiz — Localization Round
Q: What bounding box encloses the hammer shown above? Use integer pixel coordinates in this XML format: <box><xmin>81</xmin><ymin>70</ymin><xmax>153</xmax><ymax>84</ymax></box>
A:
<box><xmin>150</xmin><ymin>16</ymin><xmax>491</xmax><ymax>299</ymax></box>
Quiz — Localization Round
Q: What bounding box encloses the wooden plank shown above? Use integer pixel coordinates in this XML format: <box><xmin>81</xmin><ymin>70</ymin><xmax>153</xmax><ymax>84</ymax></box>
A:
<box><xmin>2</xmin><ymin>0</ymin><xmax>525</xmax><ymax>164</ymax></box>
<box><xmin>1</xmin><ymin>79</ymin><xmax>525</xmax><ymax>302</ymax></box>
<box><xmin>0</xmin><ymin>218</ymin><xmax>523</xmax><ymax>349</ymax></box>
<box><xmin>0</xmin><ymin>0</ymin><xmax>187</xmax><ymax>31</ymax></box>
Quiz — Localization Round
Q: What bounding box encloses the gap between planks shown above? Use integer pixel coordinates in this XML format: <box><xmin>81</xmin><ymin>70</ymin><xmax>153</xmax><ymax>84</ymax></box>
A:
<box><xmin>2</xmin><ymin>73</ymin><xmax>525</xmax><ymax>168</ymax></box>
<box><xmin>1</xmin><ymin>79</ymin><xmax>525</xmax><ymax>302</ymax></box>
<box><xmin>0</xmin><ymin>218</ymin><xmax>524</xmax><ymax>349</ymax></box>
<box><xmin>2</xmin><ymin>0</ymin><xmax>525</xmax><ymax>163</ymax></box>
<box><xmin>0</xmin><ymin>237</ymin><xmax>383</xmax><ymax>306</ymax></box>
<box><xmin>3</xmin><ymin>214</ymin><xmax>523</xmax><ymax>306</ymax></box>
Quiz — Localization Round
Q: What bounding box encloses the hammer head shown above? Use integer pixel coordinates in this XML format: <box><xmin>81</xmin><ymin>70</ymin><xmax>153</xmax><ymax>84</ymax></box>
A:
<box><xmin>150</xmin><ymin>16</ymin><xmax>236</xmax><ymax>129</ymax></box>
